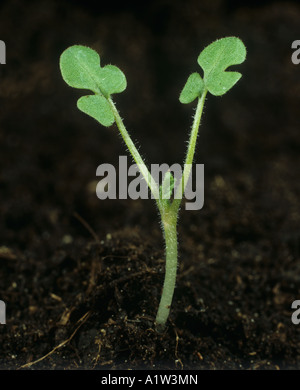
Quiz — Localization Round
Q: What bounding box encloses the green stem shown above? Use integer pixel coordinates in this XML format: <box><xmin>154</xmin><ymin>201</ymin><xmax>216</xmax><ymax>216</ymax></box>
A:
<box><xmin>155</xmin><ymin>91</ymin><xmax>207</xmax><ymax>331</ymax></box>
<box><xmin>108</xmin><ymin>97</ymin><xmax>159</xmax><ymax>201</ymax></box>
<box><xmin>155</xmin><ymin>210</ymin><xmax>178</xmax><ymax>331</ymax></box>
<box><xmin>108</xmin><ymin>91</ymin><xmax>207</xmax><ymax>332</ymax></box>
<box><xmin>172</xmin><ymin>89</ymin><xmax>207</xmax><ymax>214</ymax></box>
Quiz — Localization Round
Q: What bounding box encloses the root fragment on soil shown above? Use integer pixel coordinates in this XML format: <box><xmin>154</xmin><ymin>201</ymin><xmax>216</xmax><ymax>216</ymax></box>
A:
<box><xmin>73</xmin><ymin>212</ymin><xmax>100</xmax><ymax>244</ymax></box>
<box><xmin>20</xmin><ymin>311</ymin><xmax>91</xmax><ymax>369</ymax></box>
<box><xmin>174</xmin><ymin>328</ymin><xmax>183</xmax><ymax>369</ymax></box>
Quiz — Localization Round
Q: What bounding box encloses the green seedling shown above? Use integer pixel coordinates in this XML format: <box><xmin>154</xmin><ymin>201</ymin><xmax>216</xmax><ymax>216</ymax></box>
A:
<box><xmin>60</xmin><ymin>37</ymin><xmax>246</xmax><ymax>331</ymax></box>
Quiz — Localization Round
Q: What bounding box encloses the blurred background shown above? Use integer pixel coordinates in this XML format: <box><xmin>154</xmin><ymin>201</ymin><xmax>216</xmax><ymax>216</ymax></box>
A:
<box><xmin>0</xmin><ymin>0</ymin><xmax>299</xmax><ymax>252</ymax></box>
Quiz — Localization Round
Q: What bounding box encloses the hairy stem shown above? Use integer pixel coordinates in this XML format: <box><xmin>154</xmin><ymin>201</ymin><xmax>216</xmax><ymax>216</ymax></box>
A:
<box><xmin>155</xmin><ymin>210</ymin><xmax>178</xmax><ymax>331</ymax></box>
<box><xmin>108</xmin><ymin>92</ymin><xmax>207</xmax><ymax>332</ymax></box>
<box><xmin>172</xmin><ymin>89</ymin><xmax>207</xmax><ymax>214</ymax></box>
<box><xmin>108</xmin><ymin>97</ymin><xmax>159</xmax><ymax>201</ymax></box>
<box><xmin>155</xmin><ymin>91</ymin><xmax>207</xmax><ymax>331</ymax></box>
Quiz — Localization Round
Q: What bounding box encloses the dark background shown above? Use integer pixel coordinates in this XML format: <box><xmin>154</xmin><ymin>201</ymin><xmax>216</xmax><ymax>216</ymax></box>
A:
<box><xmin>0</xmin><ymin>0</ymin><xmax>299</xmax><ymax>242</ymax></box>
<box><xmin>0</xmin><ymin>0</ymin><xmax>299</xmax><ymax>369</ymax></box>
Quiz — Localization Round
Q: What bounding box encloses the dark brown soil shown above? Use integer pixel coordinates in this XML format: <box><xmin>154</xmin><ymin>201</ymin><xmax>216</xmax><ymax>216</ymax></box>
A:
<box><xmin>0</xmin><ymin>0</ymin><xmax>300</xmax><ymax>370</ymax></box>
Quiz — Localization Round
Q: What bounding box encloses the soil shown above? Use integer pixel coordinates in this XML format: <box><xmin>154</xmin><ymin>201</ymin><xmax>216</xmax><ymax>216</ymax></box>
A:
<box><xmin>0</xmin><ymin>0</ymin><xmax>300</xmax><ymax>370</ymax></box>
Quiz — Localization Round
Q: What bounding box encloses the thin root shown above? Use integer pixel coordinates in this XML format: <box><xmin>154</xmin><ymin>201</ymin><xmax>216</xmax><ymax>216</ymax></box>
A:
<box><xmin>20</xmin><ymin>311</ymin><xmax>91</xmax><ymax>369</ymax></box>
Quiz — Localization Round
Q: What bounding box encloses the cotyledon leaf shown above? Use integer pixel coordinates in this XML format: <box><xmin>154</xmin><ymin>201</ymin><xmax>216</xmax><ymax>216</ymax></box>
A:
<box><xmin>198</xmin><ymin>37</ymin><xmax>246</xmax><ymax>96</ymax></box>
<box><xmin>180</xmin><ymin>37</ymin><xmax>246</xmax><ymax>103</ymax></box>
<box><xmin>60</xmin><ymin>45</ymin><xmax>127</xmax><ymax>126</ymax></box>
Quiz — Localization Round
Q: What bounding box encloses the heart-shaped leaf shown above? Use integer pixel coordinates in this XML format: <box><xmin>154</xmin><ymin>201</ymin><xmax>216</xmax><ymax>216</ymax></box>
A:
<box><xmin>198</xmin><ymin>37</ymin><xmax>246</xmax><ymax>96</ymax></box>
<box><xmin>60</xmin><ymin>45</ymin><xmax>127</xmax><ymax>126</ymax></box>
<box><xmin>180</xmin><ymin>37</ymin><xmax>246</xmax><ymax>103</ymax></box>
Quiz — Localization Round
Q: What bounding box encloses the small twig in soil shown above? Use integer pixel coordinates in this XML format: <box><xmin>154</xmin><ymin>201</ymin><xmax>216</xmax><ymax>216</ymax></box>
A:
<box><xmin>19</xmin><ymin>311</ymin><xmax>91</xmax><ymax>369</ymax></box>
<box><xmin>174</xmin><ymin>328</ymin><xmax>183</xmax><ymax>369</ymax></box>
<box><xmin>73</xmin><ymin>211</ymin><xmax>100</xmax><ymax>244</ymax></box>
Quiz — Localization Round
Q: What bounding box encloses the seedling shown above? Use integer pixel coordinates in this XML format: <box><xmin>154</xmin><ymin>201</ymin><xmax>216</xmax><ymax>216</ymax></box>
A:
<box><xmin>60</xmin><ymin>37</ymin><xmax>246</xmax><ymax>331</ymax></box>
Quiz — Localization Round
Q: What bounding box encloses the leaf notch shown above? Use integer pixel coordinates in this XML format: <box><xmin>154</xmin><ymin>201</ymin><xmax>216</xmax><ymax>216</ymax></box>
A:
<box><xmin>180</xmin><ymin>36</ymin><xmax>246</xmax><ymax>103</ymax></box>
<box><xmin>60</xmin><ymin>45</ymin><xmax>126</xmax><ymax>127</ymax></box>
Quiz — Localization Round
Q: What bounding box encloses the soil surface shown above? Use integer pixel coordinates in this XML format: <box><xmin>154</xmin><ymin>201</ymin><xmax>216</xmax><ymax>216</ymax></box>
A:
<box><xmin>0</xmin><ymin>0</ymin><xmax>300</xmax><ymax>370</ymax></box>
